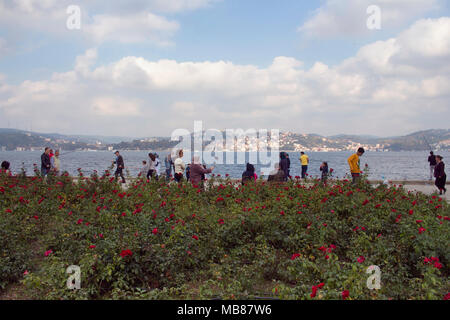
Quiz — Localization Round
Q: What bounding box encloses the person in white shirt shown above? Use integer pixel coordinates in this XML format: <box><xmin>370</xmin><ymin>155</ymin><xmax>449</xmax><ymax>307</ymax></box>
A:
<box><xmin>154</xmin><ymin>154</ymin><xmax>161</xmax><ymax>179</ymax></box>
<box><xmin>147</xmin><ymin>153</ymin><xmax>157</xmax><ymax>180</ymax></box>
<box><xmin>174</xmin><ymin>149</ymin><xmax>186</xmax><ymax>182</ymax></box>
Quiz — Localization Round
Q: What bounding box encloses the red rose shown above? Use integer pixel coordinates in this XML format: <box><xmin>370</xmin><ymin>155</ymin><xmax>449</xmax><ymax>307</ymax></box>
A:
<box><xmin>152</xmin><ymin>228</ymin><xmax>158</xmax><ymax>235</ymax></box>
<box><xmin>310</xmin><ymin>285</ymin><xmax>318</xmax><ymax>298</ymax></box>
<box><xmin>357</xmin><ymin>256</ymin><xmax>365</xmax><ymax>263</ymax></box>
<box><xmin>120</xmin><ymin>249</ymin><xmax>133</xmax><ymax>258</ymax></box>
<box><xmin>192</xmin><ymin>235</ymin><xmax>199</xmax><ymax>240</ymax></box>
<box><xmin>291</xmin><ymin>253</ymin><xmax>301</xmax><ymax>260</ymax></box>
<box><xmin>342</xmin><ymin>290</ymin><xmax>350</xmax><ymax>300</ymax></box>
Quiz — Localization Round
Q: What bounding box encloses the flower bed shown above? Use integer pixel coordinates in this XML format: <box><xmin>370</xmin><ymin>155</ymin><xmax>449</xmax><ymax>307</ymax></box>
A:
<box><xmin>0</xmin><ymin>170</ymin><xmax>449</xmax><ymax>300</ymax></box>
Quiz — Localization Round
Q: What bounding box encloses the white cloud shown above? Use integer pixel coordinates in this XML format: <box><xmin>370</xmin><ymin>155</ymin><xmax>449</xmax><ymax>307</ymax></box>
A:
<box><xmin>0</xmin><ymin>0</ymin><xmax>216</xmax><ymax>45</ymax></box>
<box><xmin>1</xmin><ymin>17</ymin><xmax>449</xmax><ymax>137</ymax></box>
<box><xmin>298</xmin><ymin>0</ymin><xmax>441</xmax><ymax>37</ymax></box>
<box><xmin>85</xmin><ymin>12</ymin><xmax>179</xmax><ymax>45</ymax></box>
<box><xmin>91</xmin><ymin>97</ymin><xmax>141</xmax><ymax>116</ymax></box>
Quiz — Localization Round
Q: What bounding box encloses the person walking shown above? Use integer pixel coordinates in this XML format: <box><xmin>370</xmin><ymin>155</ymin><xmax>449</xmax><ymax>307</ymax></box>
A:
<box><xmin>300</xmin><ymin>152</ymin><xmax>309</xmax><ymax>179</ymax></box>
<box><xmin>174</xmin><ymin>149</ymin><xmax>186</xmax><ymax>183</ymax></box>
<box><xmin>41</xmin><ymin>147</ymin><xmax>51</xmax><ymax>176</ymax></box>
<box><xmin>434</xmin><ymin>155</ymin><xmax>447</xmax><ymax>195</ymax></box>
<box><xmin>428</xmin><ymin>151</ymin><xmax>437</xmax><ymax>181</ymax></box>
<box><xmin>348</xmin><ymin>147</ymin><xmax>365</xmax><ymax>184</ymax></box>
<box><xmin>164</xmin><ymin>154</ymin><xmax>174</xmax><ymax>181</ymax></box>
<box><xmin>113</xmin><ymin>151</ymin><xmax>126</xmax><ymax>183</ymax></box>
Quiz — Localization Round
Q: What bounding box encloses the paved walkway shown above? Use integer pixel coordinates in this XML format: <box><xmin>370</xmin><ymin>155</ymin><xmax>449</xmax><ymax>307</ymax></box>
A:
<box><xmin>401</xmin><ymin>184</ymin><xmax>449</xmax><ymax>201</ymax></box>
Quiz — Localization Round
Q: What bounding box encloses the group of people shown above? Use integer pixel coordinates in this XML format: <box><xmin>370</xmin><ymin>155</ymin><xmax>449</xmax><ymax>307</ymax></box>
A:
<box><xmin>113</xmin><ymin>149</ymin><xmax>215</xmax><ymax>187</ymax></box>
<box><xmin>40</xmin><ymin>147</ymin><xmax>61</xmax><ymax>176</ymax></box>
<box><xmin>428</xmin><ymin>151</ymin><xmax>447</xmax><ymax>195</ymax></box>
<box><xmin>253</xmin><ymin>151</ymin><xmax>330</xmax><ymax>184</ymax></box>
<box><xmin>1</xmin><ymin>147</ymin><xmax>446</xmax><ymax>195</ymax></box>
<box><xmin>172</xmin><ymin>150</ymin><xmax>215</xmax><ymax>185</ymax></box>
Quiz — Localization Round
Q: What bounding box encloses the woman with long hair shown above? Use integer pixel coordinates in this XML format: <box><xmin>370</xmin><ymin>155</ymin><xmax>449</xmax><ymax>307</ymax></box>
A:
<box><xmin>434</xmin><ymin>155</ymin><xmax>447</xmax><ymax>195</ymax></box>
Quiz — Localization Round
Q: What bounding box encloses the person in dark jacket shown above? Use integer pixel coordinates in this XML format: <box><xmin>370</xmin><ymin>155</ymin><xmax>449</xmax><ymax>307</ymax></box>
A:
<box><xmin>286</xmin><ymin>153</ymin><xmax>292</xmax><ymax>180</ymax></box>
<box><xmin>186</xmin><ymin>164</ymin><xmax>191</xmax><ymax>181</ymax></box>
<box><xmin>164</xmin><ymin>154</ymin><xmax>174</xmax><ymax>181</ymax></box>
<box><xmin>41</xmin><ymin>147</ymin><xmax>51</xmax><ymax>176</ymax></box>
<box><xmin>1</xmin><ymin>161</ymin><xmax>10</xmax><ymax>175</ymax></box>
<box><xmin>113</xmin><ymin>151</ymin><xmax>126</xmax><ymax>183</ymax></box>
<box><xmin>434</xmin><ymin>155</ymin><xmax>447</xmax><ymax>195</ymax></box>
<box><xmin>242</xmin><ymin>163</ymin><xmax>257</xmax><ymax>185</ymax></box>
<box><xmin>428</xmin><ymin>151</ymin><xmax>437</xmax><ymax>181</ymax></box>
<box><xmin>320</xmin><ymin>162</ymin><xmax>329</xmax><ymax>185</ymax></box>
<box><xmin>279</xmin><ymin>152</ymin><xmax>289</xmax><ymax>182</ymax></box>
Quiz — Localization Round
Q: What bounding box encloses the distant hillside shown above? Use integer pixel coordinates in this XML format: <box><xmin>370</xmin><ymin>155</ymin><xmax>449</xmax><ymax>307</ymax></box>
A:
<box><xmin>0</xmin><ymin>128</ymin><xmax>105</xmax><ymax>151</ymax></box>
<box><xmin>0</xmin><ymin>128</ymin><xmax>449</xmax><ymax>152</ymax></box>
<box><xmin>377</xmin><ymin>129</ymin><xmax>450</xmax><ymax>151</ymax></box>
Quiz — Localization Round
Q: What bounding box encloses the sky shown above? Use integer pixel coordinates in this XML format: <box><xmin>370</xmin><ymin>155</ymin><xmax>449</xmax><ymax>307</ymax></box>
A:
<box><xmin>0</xmin><ymin>0</ymin><xmax>449</xmax><ymax>137</ymax></box>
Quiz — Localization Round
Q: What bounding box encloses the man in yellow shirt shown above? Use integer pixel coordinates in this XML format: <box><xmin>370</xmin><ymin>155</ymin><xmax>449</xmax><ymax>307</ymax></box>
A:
<box><xmin>348</xmin><ymin>148</ymin><xmax>365</xmax><ymax>184</ymax></box>
<box><xmin>300</xmin><ymin>152</ymin><xmax>309</xmax><ymax>179</ymax></box>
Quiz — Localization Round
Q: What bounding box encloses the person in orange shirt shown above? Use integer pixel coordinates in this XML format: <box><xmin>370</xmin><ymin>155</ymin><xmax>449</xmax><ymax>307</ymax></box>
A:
<box><xmin>348</xmin><ymin>147</ymin><xmax>365</xmax><ymax>184</ymax></box>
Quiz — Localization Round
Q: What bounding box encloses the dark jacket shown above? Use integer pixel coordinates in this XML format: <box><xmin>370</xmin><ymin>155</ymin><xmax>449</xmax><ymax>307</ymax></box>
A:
<box><xmin>320</xmin><ymin>165</ymin><xmax>329</xmax><ymax>176</ymax></box>
<box><xmin>280</xmin><ymin>158</ymin><xmax>289</xmax><ymax>179</ymax></box>
<box><xmin>428</xmin><ymin>155</ymin><xmax>437</xmax><ymax>166</ymax></box>
<box><xmin>41</xmin><ymin>153</ymin><xmax>51</xmax><ymax>170</ymax></box>
<box><xmin>242</xmin><ymin>163</ymin><xmax>256</xmax><ymax>184</ymax></box>
<box><xmin>115</xmin><ymin>155</ymin><xmax>125</xmax><ymax>169</ymax></box>
<box><xmin>434</xmin><ymin>162</ymin><xmax>446</xmax><ymax>178</ymax></box>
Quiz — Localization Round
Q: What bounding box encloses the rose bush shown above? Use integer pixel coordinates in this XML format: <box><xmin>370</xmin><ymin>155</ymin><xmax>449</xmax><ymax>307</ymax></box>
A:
<box><xmin>0</xmin><ymin>169</ymin><xmax>448</xmax><ymax>300</ymax></box>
